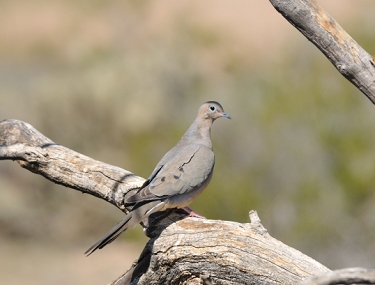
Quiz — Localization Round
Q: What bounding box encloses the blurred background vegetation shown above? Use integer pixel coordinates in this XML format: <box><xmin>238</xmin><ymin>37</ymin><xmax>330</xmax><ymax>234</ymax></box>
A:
<box><xmin>1</xmin><ymin>0</ymin><xmax>375</xmax><ymax>283</ymax></box>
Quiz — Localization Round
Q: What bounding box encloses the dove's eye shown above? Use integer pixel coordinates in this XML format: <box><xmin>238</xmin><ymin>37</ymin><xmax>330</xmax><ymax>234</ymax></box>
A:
<box><xmin>209</xmin><ymin>105</ymin><xmax>216</xmax><ymax>112</ymax></box>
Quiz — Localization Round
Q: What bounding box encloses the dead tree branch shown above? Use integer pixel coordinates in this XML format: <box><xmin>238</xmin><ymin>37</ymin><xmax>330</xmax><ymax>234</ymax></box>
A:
<box><xmin>269</xmin><ymin>0</ymin><xmax>375</xmax><ymax>103</ymax></box>
<box><xmin>301</xmin><ymin>267</ymin><xmax>375</xmax><ymax>285</ymax></box>
<box><xmin>0</xmin><ymin>119</ymin><xmax>145</xmax><ymax>210</ymax></box>
<box><xmin>0</xmin><ymin>119</ymin><xmax>330</xmax><ymax>284</ymax></box>
<box><xmin>114</xmin><ymin>210</ymin><xmax>329</xmax><ymax>285</ymax></box>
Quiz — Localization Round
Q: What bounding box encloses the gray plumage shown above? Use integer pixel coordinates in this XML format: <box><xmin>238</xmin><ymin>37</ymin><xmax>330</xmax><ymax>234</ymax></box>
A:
<box><xmin>85</xmin><ymin>101</ymin><xmax>230</xmax><ymax>255</ymax></box>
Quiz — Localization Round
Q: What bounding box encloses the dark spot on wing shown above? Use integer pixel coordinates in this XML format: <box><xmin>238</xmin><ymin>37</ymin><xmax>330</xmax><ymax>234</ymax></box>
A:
<box><xmin>161</xmin><ymin>177</ymin><xmax>166</xmax><ymax>182</ymax></box>
<box><xmin>174</xmin><ymin>175</ymin><xmax>180</xmax><ymax>179</ymax></box>
<box><xmin>179</xmin><ymin>167</ymin><xmax>184</xmax><ymax>172</ymax></box>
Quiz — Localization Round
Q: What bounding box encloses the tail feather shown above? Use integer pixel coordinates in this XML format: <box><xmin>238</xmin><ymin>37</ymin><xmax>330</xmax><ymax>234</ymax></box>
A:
<box><xmin>85</xmin><ymin>200</ymin><xmax>167</xmax><ymax>256</ymax></box>
<box><xmin>85</xmin><ymin>213</ymin><xmax>133</xmax><ymax>256</ymax></box>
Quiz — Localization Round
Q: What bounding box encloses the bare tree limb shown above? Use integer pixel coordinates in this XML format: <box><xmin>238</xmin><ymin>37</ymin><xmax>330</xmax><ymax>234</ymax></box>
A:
<box><xmin>269</xmin><ymin>0</ymin><xmax>375</xmax><ymax>103</ymax></box>
<box><xmin>0</xmin><ymin>119</ymin><xmax>144</xmax><ymax>210</ymax></box>
<box><xmin>302</xmin><ymin>267</ymin><xmax>375</xmax><ymax>285</ymax></box>
<box><xmin>0</xmin><ymin>119</ymin><xmax>331</xmax><ymax>284</ymax></box>
<box><xmin>113</xmin><ymin>210</ymin><xmax>330</xmax><ymax>285</ymax></box>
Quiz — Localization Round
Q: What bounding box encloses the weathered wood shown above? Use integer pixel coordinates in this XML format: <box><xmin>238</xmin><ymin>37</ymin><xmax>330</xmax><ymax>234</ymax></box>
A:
<box><xmin>115</xmin><ymin>211</ymin><xmax>329</xmax><ymax>285</ymax></box>
<box><xmin>269</xmin><ymin>0</ymin><xmax>375</xmax><ymax>103</ymax></box>
<box><xmin>0</xmin><ymin>119</ymin><xmax>145</xmax><ymax>210</ymax></box>
<box><xmin>0</xmin><ymin>119</ymin><xmax>330</xmax><ymax>284</ymax></box>
<box><xmin>302</xmin><ymin>267</ymin><xmax>375</xmax><ymax>285</ymax></box>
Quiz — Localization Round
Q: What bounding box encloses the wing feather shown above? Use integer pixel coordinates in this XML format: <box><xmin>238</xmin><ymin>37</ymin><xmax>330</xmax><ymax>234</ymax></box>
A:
<box><xmin>125</xmin><ymin>144</ymin><xmax>214</xmax><ymax>205</ymax></box>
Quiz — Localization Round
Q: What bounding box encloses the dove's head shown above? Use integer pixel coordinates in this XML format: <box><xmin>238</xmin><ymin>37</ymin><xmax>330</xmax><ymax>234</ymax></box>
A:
<box><xmin>199</xmin><ymin>101</ymin><xmax>231</xmax><ymax>121</ymax></box>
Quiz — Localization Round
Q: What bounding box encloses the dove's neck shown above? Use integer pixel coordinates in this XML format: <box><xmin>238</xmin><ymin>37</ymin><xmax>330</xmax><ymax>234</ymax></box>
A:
<box><xmin>180</xmin><ymin>118</ymin><xmax>213</xmax><ymax>149</ymax></box>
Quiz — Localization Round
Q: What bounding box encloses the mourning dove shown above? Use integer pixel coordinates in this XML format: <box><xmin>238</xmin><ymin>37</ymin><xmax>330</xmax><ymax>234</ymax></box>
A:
<box><xmin>85</xmin><ymin>101</ymin><xmax>230</xmax><ymax>255</ymax></box>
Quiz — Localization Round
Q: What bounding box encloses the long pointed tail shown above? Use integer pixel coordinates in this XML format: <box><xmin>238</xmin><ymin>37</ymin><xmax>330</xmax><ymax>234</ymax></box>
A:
<box><xmin>85</xmin><ymin>212</ymin><xmax>133</xmax><ymax>256</ymax></box>
<box><xmin>85</xmin><ymin>200</ymin><xmax>167</xmax><ymax>256</ymax></box>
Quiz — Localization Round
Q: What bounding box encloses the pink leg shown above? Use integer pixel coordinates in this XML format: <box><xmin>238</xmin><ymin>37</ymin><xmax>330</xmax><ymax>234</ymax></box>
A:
<box><xmin>182</xmin><ymin>207</ymin><xmax>206</xmax><ymax>218</ymax></box>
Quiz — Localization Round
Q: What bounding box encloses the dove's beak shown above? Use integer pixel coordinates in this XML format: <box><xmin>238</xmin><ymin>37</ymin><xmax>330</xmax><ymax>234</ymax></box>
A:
<box><xmin>221</xmin><ymin>112</ymin><xmax>231</xmax><ymax>120</ymax></box>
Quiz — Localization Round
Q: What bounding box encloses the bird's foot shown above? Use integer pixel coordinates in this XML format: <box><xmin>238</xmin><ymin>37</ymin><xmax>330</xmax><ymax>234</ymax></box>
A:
<box><xmin>182</xmin><ymin>207</ymin><xmax>206</xmax><ymax>218</ymax></box>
